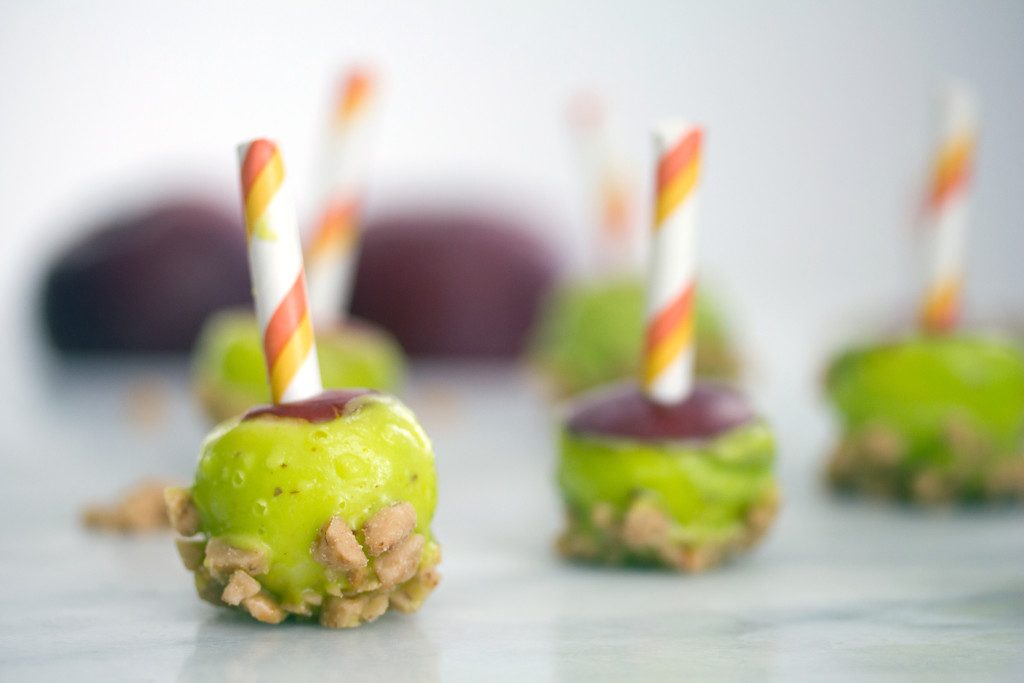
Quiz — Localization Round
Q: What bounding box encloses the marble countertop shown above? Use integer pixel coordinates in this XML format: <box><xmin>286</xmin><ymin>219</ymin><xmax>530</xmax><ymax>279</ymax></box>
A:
<box><xmin>1</xmin><ymin>359</ymin><xmax>1022</xmax><ymax>681</ymax></box>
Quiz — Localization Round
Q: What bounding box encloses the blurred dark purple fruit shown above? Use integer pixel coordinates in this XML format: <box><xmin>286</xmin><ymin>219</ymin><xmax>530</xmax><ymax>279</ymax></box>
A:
<box><xmin>565</xmin><ymin>383</ymin><xmax>756</xmax><ymax>441</ymax></box>
<box><xmin>42</xmin><ymin>200</ymin><xmax>251</xmax><ymax>354</ymax></box>
<box><xmin>350</xmin><ymin>209</ymin><xmax>560</xmax><ymax>358</ymax></box>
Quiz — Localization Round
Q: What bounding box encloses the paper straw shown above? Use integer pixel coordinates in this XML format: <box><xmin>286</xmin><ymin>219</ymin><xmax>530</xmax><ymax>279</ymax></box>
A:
<box><xmin>306</xmin><ymin>68</ymin><xmax>376</xmax><ymax>327</ymax></box>
<box><xmin>919</xmin><ymin>84</ymin><xmax>976</xmax><ymax>333</ymax></box>
<box><xmin>642</xmin><ymin>122</ymin><xmax>702</xmax><ymax>404</ymax></box>
<box><xmin>568</xmin><ymin>93</ymin><xmax>633</xmax><ymax>271</ymax></box>
<box><xmin>238</xmin><ymin>138</ymin><xmax>322</xmax><ymax>404</ymax></box>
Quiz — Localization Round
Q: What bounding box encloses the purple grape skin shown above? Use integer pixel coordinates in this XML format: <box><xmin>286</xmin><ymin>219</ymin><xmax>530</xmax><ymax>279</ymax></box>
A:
<box><xmin>243</xmin><ymin>389</ymin><xmax>373</xmax><ymax>423</ymax></box>
<box><xmin>565</xmin><ymin>383</ymin><xmax>757</xmax><ymax>442</ymax></box>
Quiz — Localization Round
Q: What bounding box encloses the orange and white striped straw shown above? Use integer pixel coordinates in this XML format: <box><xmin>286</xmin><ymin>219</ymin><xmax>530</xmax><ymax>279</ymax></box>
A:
<box><xmin>568</xmin><ymin>93</ymin><xmax>633</xmax><ymax>272</ymax></box>
<box><xmin>919</xmin><ymin>84</ymin><xmax>976</xmax><ymax>333</ymax></box>
<box><xmin>306</xmin><ymin>68</ymin><xmax>376</xmax><ymax>327</ymax></box>
<box><xmin>642</xmin><ymin>122</ymin><xmax>703</xmax><ymax>404</ymax></box>
<box><xmin>238</xmin><ymin>138</ymin><xmax>322</xmax><ymax>404</ymax></box>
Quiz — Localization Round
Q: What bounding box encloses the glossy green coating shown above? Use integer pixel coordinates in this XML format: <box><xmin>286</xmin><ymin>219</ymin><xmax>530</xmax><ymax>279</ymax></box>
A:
<box><xmin>558</xmin><ymin>420</ymin><xmax>776</xmax><ymax>545</ymax></box>
<box><xmin>193</xmin><ymin>310</ymin><xmax>405</xmax><ymax>421</ymax></box>
<box><xmin>530</xmin><ymin>277</ymin><xmax>737</xmax><ymax>395</ymax></box>
<box><xmin>826</xmin><ymin>334</ymin><xmax>1024</xmax><ymax>464</ymax></box>
<box><xmin>190</xmin><ymin>393</ymin><xmax>437</xmax><ymax>607</ymax></box>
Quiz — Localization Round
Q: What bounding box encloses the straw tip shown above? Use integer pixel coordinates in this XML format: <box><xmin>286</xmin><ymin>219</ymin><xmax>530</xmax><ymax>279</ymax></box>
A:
<box><xmin>344</xmin><ymin>65</ymin><xmax>375</xmax><ymax>88</ymax></box>
<box><xmin>653</xmin><ymin>120</ymin><xmax>703</xmax><ymax>147</ymax></box>
<box><xmin>337</xmin><ymin>67</ymin><xmax>375</xmax><ymax>121</ymax></box>
<box><xmin>237</xmin><ymin>137</ymin><xmax>277</xmax><ymax>161</ymax></box>
<box><xmin>238</xmin><ymin>138</ymin><xmax>282</xmax><ymax>190</ymax></box>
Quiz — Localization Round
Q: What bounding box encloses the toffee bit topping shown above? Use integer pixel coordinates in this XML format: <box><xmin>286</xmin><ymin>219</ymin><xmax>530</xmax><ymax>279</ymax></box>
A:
<box><xmin>193</xmin><ymin>568</ymin><xmax>225</xmax><ymax>607</ymax></box>
<box><xmin>82</xmin><ymin>479</ymin><xmax>177</xmax><ymax>533</ymax></box>
<box><xmin>221</xmin><ymin>570</ymin><xmax>261</xmax><ymax>606</ymax></box>
<box><xmin>282</xmin><ymin>589</ymin><xmax>324</xmax><ymax>616</ymax></box>
<box><xmin>558</xmin><ymin>487</ymin><xmax>780</xmax><ymax>572</ymax></box>
<box><xmin>204</xmin><ymin>538</ymin><xmax>269</xmax><ymax>579</ymax></box>
<box><xmin>374</xmin><ymin>533</ymin><xmax>425</xmax><ymax>587</ymax></box>
<box><xmin>164</xmin><ymin>487</ymin><xmax>200</xmax><ymax>536</ymax></box>
<box><xmin>319</xmin><ymin>593</ymin><xmax>390</xmax><ymax>629</ymax></box>
<box><xmin>313</xmin><ymin>516</ymin><xmax>368</xmax><ymax>571</ymax></box>
<box><xmin>668</xmin><ymin>545</ymin><xmax>722</xmax><ymax>573</ymax></box>
<box><xmin>242</xmin><ymin>593</ymin><xmax>286</xmax><ymax>624</ymax></box>
<box><xmin>389</xmin><ymin>564</ymin><xmax>441</xmax><ymax>613</ymax></box>
<box><xmin>320</xmin><ymin>595</ymin><xmax>367</xmax><ymax>629</ymax></box>
<box><xmin>911</xmin><ymin>470</ymin><xmax>951</xmax><ymax>505</ymax></box>
<box><xmin>347</xmin><ymin>565</ymin><xmax>382</xmax><ymax>593</ymax></box>
<box><xmin>362</xmin><ymin>594</ymin><xmax>390</xmax><ymax>623</ymax></box>
<box><xmin>746</xmin><ymin>487</ymin><xmax>781</xmax><ymax>540</ymax></box>
<box><xmin>175</xmin><ymin>538</ymin><xmax>206</xmax><ymax>571</ymax></box>
<box><xmin>181</xmin><ymin>497</ymin><xmax>440</xmax><ymax>627</ymax></box>
<box><xmin>363</xmin><ymin>502</ymin><xmax>417</xmax><ymax>556</ymax></box>
<box><xmin>590</xmin><ymin>502</ymin><xmax>616</xmax><ymax>531</ymax></box>
<box><xmin>860</xmin><ymin>423</ymin><xmax>904</xmax><ymax>467</ymax></box>
<box><xmin>621</xmin><ymin>501</ymin><xmax>671</xmax><ymax>550</ymax></box>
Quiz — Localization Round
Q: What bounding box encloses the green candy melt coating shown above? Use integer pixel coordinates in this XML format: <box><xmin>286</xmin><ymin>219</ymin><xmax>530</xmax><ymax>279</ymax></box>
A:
<box><xmin>826</xmin><ymin>334</ymin><xmax>1024</xmax><ymax>464</ymax></box>
<box><xmin>558</xmin><ymin>420</ymin><xmax>776</xmax><ymax>546</ymax></box>
<box><xmin>530</xmin><ymin>277</ymin><xmax>736</xmax><ymax>394</ymax></box>
<box><xmin>191</xmin><ymin>393</ymin><xmax>437</xmax><ymax>607</ymax></box>
<box><xmin>193</xmin><ymin>310</ymin><xmax>406</xmax><ymax>420</ymax></box>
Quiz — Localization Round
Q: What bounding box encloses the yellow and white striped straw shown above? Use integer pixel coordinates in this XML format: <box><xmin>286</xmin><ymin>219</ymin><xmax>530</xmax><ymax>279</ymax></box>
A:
<box><xmin>306</xmin><ymin>68</ymin><xmax>377</xmax><ymax>327</ymax></box>
<box><xmin>643</xmin><ymin>122</ymin><xmax>703</xmax><ymax>404</ymax></box>
<box><xmin>919</xmin><ymin>84</ymin><xmax>976</xmax><ymax>333</ymax></box>
<box><xmin>239</xmin><ymin>138</ymin><xmax>322</xmax><ymax>404</ymax></box>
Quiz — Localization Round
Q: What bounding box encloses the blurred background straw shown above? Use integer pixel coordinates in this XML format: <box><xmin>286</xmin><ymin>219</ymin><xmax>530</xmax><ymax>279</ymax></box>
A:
<box><xmin>918</xmin><ymin>84</ymin><xmax>975</xmax><ymax>333</ymax></box>
<box><xmin>306</xmin><ymin>68</ymin><xmax>376</xmax><ymax>327</ymax></box>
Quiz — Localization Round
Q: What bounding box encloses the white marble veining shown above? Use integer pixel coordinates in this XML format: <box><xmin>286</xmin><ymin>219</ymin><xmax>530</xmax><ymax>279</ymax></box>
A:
<box><xmin>0</xmin><ymin>360</ymin><xmax>1022</xmax><ymax>681</ymax></box>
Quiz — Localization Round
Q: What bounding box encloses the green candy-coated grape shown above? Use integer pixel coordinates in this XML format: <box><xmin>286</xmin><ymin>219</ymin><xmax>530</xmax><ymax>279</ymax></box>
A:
<box><xmin>191</xmin><ymin>393</ymin><xmax>437</xmax><ymax>607</ymax></box>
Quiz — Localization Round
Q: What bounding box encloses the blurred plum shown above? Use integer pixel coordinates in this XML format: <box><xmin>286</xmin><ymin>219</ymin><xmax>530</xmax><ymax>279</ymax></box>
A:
<box><xmin>42</xmin><ymin>200</ymin><xmax>250</xmax><ymax>353</ymax></box>
<box><xmin>350</xmin><ymin>209</ymin><xmax>559</xmax><ymax>358</ymax></box>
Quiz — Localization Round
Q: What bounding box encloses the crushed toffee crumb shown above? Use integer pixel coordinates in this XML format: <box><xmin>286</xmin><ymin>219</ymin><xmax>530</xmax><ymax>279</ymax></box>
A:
<box><xmin>559</xmin><ymin>487</ymin><xmax>780</xmax><ymax>573</ymax></box>
<box><xmin>194</xmin><ymin>568</ymin><xmax>225</xmax><ymax>606</ymax></box>
<box><xmin>204</xmin><ymin>538</ymin><xmax>269</xmax><ymax>579</ymax></box>
<box><xmin>243</xmin><ymin>593</ymin><xmax>286</xmax><ymax>624</ymax></box>
<box><xmin>621</xmin><ymin>501</ymin><xmax>671</xmax><ymax>551</ymax></box>
<box><xmin>312</xmin><ymin>516</ymin><xmax>368</xmax><ymax>571</ymax></box>
<box><xmin>363</xmin><ymin>502</ymin><xmax>417</xmax><ymax>556</ymax></box>
<box><xmin>374</xmin><ymin>533</ymin><xmax>425</xmax><ymax>587</ymax></box>
<box><xmin>164</xmin><ymin>487</ymin><xmax>200</xmax><ymax>536</ymax></box>
<box><xmin>179</xmin><ymin>497</ymin><xmax>440</xmax><ymax>627</ymax></box>
<box><xmin>222</xmin><ymin>570</ymin><xmax>261</xmax><ymax>606</ymax></box>
<box><xmin>347</xmin><ymin>565</ymin><xmax>382</xmax><ymax>593</ymax></box>
<box><xmin>320</xmin><ymin>595</ymin><xmax>367</xmax><ymax>628</ymax></box>
<box><xmin>361</xmin><ymin>593</ymin><xmax>390</xmax><ymax>623</ymax></box>
<box><xmin>175</xmin><ymin>538</ymin><xmax>206</xmax><ymax>571</ymax></box>
<box><xmin>82</xmin><ymin>479</ymin><xmax>178</xmax><ymax>533</ymax></box>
